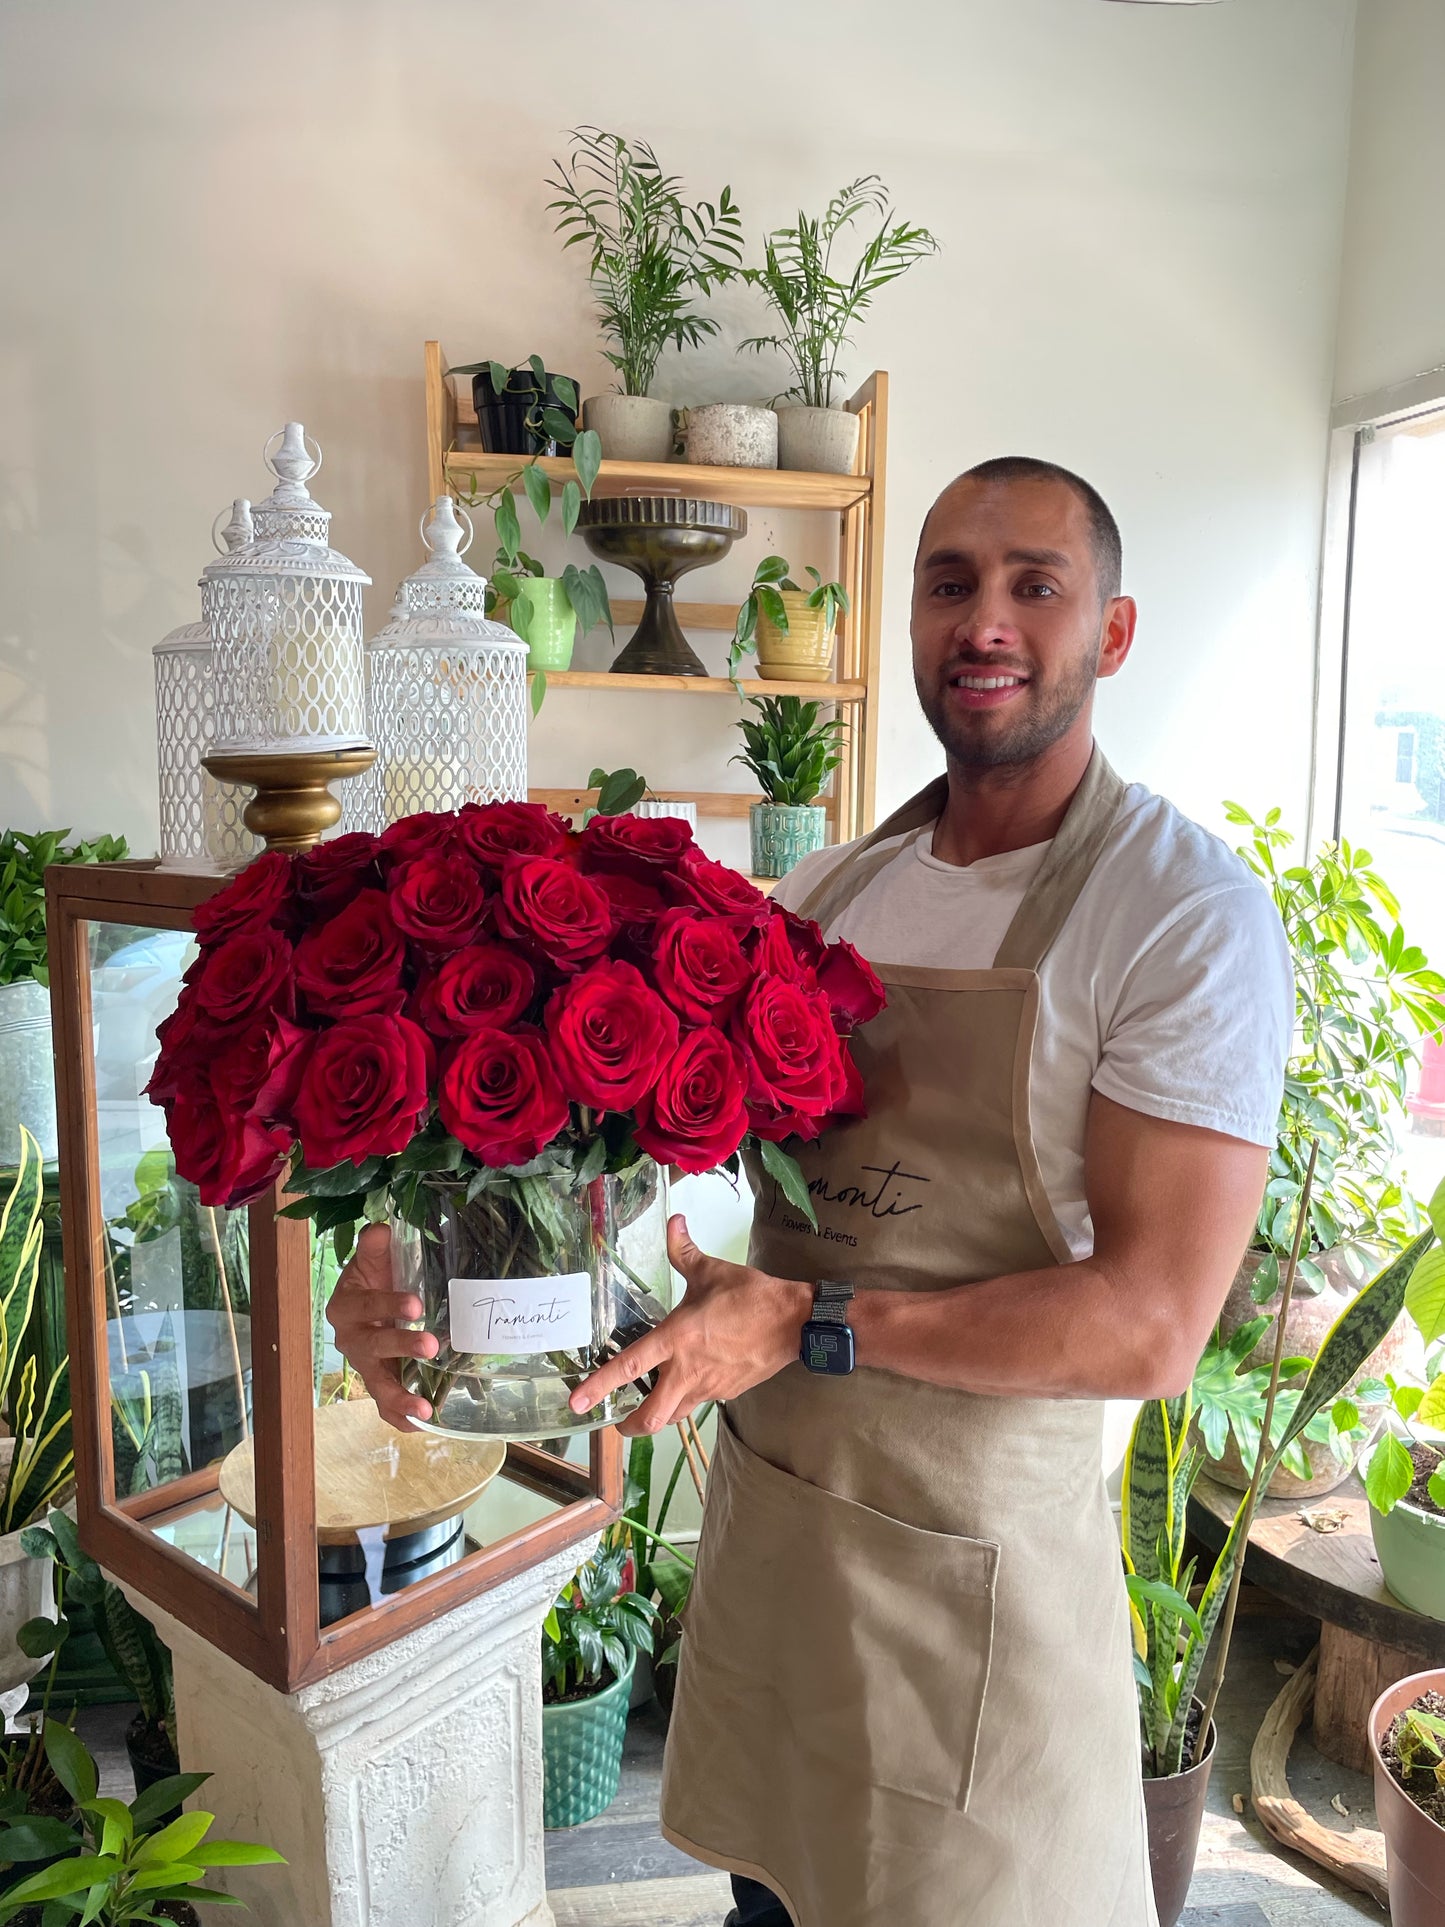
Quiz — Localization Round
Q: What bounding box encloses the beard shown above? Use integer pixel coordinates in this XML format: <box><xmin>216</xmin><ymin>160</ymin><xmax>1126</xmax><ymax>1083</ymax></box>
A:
<box><xmin>916</xmin><ymin>637</ymin><xmax>1101</xmax><ymax>771</ymax></box>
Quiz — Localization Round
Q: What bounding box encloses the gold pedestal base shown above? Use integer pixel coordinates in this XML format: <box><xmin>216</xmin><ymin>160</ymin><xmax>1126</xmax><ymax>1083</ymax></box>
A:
<box><xmin>202</xmin><ymin>746</ymin><xmax>376</xmax><ymax>854</ymax></box>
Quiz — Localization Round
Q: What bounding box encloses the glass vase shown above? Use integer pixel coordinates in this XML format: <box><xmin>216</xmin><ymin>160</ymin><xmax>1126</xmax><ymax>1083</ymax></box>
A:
<box><xmin>394</xmin><ymin>1159</ymin><xmax>673</xmax><ymax>1441</ymax></box>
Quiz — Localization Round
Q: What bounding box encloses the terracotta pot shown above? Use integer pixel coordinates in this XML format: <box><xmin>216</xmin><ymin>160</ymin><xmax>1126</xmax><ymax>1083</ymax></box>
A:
<box><xmin>1370</xmin><ymin>1668</ymin><xmax>1445</xmax><ymax>1926</ymax></box>
<box><xmin>755</xmin><ymin>590</ymin><xmax>835</xmax><ymax>682</ymax></box>
<box><xmin>582</xmin><ymin>394</ymin><xmax>675</xmax><ymax>464</ymax></box>
<box><xmin>1142</xmin><ymin>1712</ymin><xmax>1216</xmax><ymax>1927</ymax></box>
<box><xmin>776</xmin><ymin>404</ymin><xmax>860</xmax><ymax>475</ymax></box>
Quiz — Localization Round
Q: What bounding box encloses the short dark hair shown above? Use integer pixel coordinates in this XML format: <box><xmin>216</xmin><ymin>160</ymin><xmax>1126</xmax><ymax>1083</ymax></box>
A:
<box><xmin>931</xmin><ymin>455</ymin><xmax>1122</xmax><ymax>600</ymax></box>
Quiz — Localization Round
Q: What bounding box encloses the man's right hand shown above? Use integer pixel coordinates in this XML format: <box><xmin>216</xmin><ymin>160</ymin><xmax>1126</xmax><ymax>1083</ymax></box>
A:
<box><xmin>325</xmin><ymin>1222</ymin><xmax>438</xmax><ymax>1433</ymax></box>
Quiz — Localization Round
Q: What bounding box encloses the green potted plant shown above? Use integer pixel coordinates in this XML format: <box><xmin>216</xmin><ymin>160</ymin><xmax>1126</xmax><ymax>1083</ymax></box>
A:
<box><xmin>732</xmin><ymin>696</ymin><xmax>846</xmax><ymax>881</ymax></box>
<box><xmin>731</xmin><ymin>556</ymin><xmax>850</xmax><ymax>683</ymax></box>
<box><xmin>615</xmin><ymin>1431</ymin><xmax>697</xmax><ymax>1721</ymax></box>
<box><xmin>0</xmin><ymin>829</ymin><xmax>127</xmax><ymax>1164</ymax></box>
<box><xmin>0</xmin><ymin>1719</ymin><xmax>282</xmax><ymax>1926</ymax></box>
<box><xmin>1206</xmin><ymin>805</ymin><xmax>1445</xmax><ymax>1496</ymax></box>
<box><xmin>741</xmin><ymin>176</ymin><xmax>938</xmax><ymax>473</ymax></box>
<box><xmin>444</xmin><ymin>354</ymin><xmax>581</xmax><ymax>460</ymax></box>
<box><xmin>548</xmin><ymin>126</ymin><xmax>742</xmax><ymax>464</ymax></box>
<box><xmin>1369</xmin><ymin>1668</ymin><xmax>1445</xmax><ymax>1926</ymax></box>
<box><xmin>540</xmin><ymin>1544</ymin><xmax>655</xmax><ymax>1829</ymax></box>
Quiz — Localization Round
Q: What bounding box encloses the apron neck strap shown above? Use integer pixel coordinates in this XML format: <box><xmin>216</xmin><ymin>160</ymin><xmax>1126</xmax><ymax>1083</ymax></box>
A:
<box><xmin>789</xmin><ymin>776</ymin><xmax>950</xmax><ymax>930</ymax></box>
<box><xmin>991</xmin><ymin>747</ymin><xmax>1127</xmax><ymax>971</ymax></box>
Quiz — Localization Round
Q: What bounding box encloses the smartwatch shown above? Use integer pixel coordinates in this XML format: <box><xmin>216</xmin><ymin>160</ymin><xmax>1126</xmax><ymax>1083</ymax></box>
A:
<box><xmin>800</xmin><ymin>1278</ymin><xmax>856</xmax><ymax>1376</ymax></box>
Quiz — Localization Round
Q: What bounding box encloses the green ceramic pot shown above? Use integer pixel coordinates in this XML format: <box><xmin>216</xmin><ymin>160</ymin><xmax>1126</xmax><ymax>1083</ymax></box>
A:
<box><xmin>1365</xmin><ymin>1456</ymin><xmax>1445</xmax><ymax>1620</ymax></box>
<box><xmin>542</xmin><ymin>1653</ymin><xmax>635</xmax><ymax>1828</ymax></box>
<box><xmin>514</xmin><ymin>577</ymin><xmax>577</xmax><ymax>672</ymax></box>
<box><xmin>750</xmin><ymin>802</ymin><xmax>827</xmax><ymax>880</ymax></box>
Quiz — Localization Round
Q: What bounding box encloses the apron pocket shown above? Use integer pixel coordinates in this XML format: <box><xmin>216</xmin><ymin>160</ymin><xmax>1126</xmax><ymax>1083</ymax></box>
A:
<box><xmin>689</xmin><ymin>1416</ymin><xmax>999</xmax><ymax>1813</ymax></box>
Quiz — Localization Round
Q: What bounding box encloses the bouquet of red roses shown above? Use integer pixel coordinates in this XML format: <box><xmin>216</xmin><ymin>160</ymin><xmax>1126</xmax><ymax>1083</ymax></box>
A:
<box><xmin>146</xmin><ymin>802</ymin><xmax>884</xmax><ymax>1438</ymax></box>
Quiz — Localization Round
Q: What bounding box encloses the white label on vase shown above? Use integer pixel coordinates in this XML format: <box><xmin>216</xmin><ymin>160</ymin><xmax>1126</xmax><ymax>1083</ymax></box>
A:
<box><xmin>448</xmin><ymin>1273</ymin><xmax>592</xmax><ymax>1355</ymax></box>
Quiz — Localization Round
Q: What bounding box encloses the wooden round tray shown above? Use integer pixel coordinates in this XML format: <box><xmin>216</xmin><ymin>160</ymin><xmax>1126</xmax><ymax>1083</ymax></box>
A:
<box><xmin>219</xmin><ymin>1396</ymin><xmax>506</xmax><ymax>1545</ymax></box>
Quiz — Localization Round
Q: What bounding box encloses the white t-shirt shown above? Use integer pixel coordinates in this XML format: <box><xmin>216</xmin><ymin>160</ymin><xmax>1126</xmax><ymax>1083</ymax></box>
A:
<box><xmin>772</xmin><ymin>781</ymin><xmax>1294</xmax><ymax>1259</ymax></box>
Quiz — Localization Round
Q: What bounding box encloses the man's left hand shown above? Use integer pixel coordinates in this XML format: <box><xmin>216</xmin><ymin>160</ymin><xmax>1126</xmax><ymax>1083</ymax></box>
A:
<box><xmin>570</xmin><ymin>1215</ymin><xmax>811</xmax><ymax>1435</ymax></box>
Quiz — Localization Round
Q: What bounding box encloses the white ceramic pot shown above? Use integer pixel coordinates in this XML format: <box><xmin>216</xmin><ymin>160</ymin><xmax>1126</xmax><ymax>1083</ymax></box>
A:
<box><xmin>0</xmin><ymin>1440</ymin><xmax>57</xmax><ymax>1713</ymax></box>
<box><xmin>777</xmin><ymin>404</ymin><xmax>861</xmax><ymax>476</ymax></box>
<box><xmin>0</xmin><ymin>978</ymin><xmax>58</xmax><ymax>1164</ymax></box>
<box><xmin>681</xmin><ymin>404</ymin><xmax>778</xmax><ymax>469</ymax></box>
<box><xmin>633</xmin><ymin>799</ymin><xmax>698</xmax><ymax>829</ymax></box>
<box><xmin>581</xmin><ymin>394</ymin><xmax>675</xmax><ymax>464</ymax></box>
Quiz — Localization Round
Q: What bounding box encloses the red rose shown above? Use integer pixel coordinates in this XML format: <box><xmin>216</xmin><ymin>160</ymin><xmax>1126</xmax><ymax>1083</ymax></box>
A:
<box><xmin>457</xmin><ymin>800</ymin><xmax>571</xmax><ymax>869</ymax></box>
<box><xmin>294</xmin><ymin>889</ymin><xmax>406</xmax><ymax>1017</ymax></box>
<box><xmin>292</xmin><ymin>1015</ymin><xmax>432</xmax><ymax>1170</ymax></box>
<box><xmin>579</xmin><ymin>812</ymin><xmax>694</xmax><ymax>876</ymax></box>
<box><xmin>190</xmin><ymin>930</ymin><xmax>293</xmax><ymax>1027</ymax></box>
<box><xmin>669</xmin><ymin>849</ymin><xmax>770</xmax><ymax>927</ymax></box>
<box><xmin>389</xmin><ymin>855</ymin><xmax>489</xmax><ymax>952</ymax></box>
<box><xmin>438</xmin><ymin>1028</ymin><xmax>569</xmax><ymax>1168</ymax></box>
<box><xmin>594</xmin><ymin>872</ymin><xmax>669</xmax><ymax>951</ymax></box>
<box><xmin>167</xmin><ymin>1085</ymin><xmax>291</xmax><ymax>1208</ymax></box>
<box><xmin>731</xmin><ymin>974</ymin><xmax>847</xmax><ymax>1141</ymax></box>
<box><xmin>545</xmin><ymin>960</ymin><xmax>679</xmax><ymax>1111</ymax></box>
<box><xmin>379</xmin><ymin>812</ymin><xmax>459</xmax><ymax>864</ymax></box>
<box><xmin>749</xmin><ymin>909</ymin><xmax>828</xmax><ymax>986</ymax></box>
<box><xmin>651</xmin><ymin>909</ymin><xmax>752</xmax><ymax>1026</ymax></box>
<box><xmin>193</xmin><ymin>851</ymin><xmax>295</xmax><ymax>944</ymax></box>
<box><xmin>211</xmin><ymin>1010</ymin><xmax>311</xmax><ymax>1118</ymax></box>
<box><xmin>777</xmin><ymin>907</ymin><xmax>829</xmax><ymax>976</ymax></box>
<box><xmin>412</xmin><ymin>945</ymin><xmax>535</xmax><ymax>1037</ymax></box>
<box><xmin>636</xmin><ymin>1028</ymin><xmax>750</xmax><ymax>1174</ymax></box>
<box><xmin>146</xmin><ymin>990</ymin><xmax>214</xmax><ymax>1105</ymax></box>
<box><xmin>494</xmin><ymin>857</ymin><xmax>612</xmax><ymax>971</ymax></box>
<box><xmin>818</xmin><ymin>938</ymin><xmax>886</xmax><ymax>1033</ymax></box>
<box><xmin>295</xmin><ymin>833</ymin><xmax>382</xmax><ymax>914</ymax></box>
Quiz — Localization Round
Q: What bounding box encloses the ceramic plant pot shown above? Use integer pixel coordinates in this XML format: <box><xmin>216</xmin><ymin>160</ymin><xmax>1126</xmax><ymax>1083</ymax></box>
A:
<box><xmin>1142</xmin><ymin>1712</ymin><xmax>1217</xmax><ymax>1927</ymax></box>
<box><xmin>582</xmin><ymin>394</ymin><xmax>675</xmax><ymax>464</ymax></box>
<box><xmin>1363</xmin><ymin>1446</ymin><xmax>1445</xmax><ymax>1619</ymax></box>
<box><xmin>513</xmin><ymin>578</ymin><xmax>577</xmax><ymax>672</ymax></box>
<box><xmin>0</xmin><ymin>979</ymin><xmax>58</xmax><ymax>1164</ymax></box>
<box><xmin>1370</xmin><ymin>1668</ymin><xmax>1445</xmax><ymax>1926</ymax></box>
<box><xmin>633</xmin><ymin>799</ymin><xmax>698</xmax><ymax>829</ymax></box>
<box><xmin>0</xmin><ymin>1510</ymin><xmax>58</xmax><ymax>1720</ymax></box>
<box><xmin>473</xmin><ymin>367</ymin><xmax>578</xmax><ymax>457</ymax></box>
<box><xmin>777</xmin><ymin>404</ymin><xmax>860</xmax><ymax>475</ymax></box>
<box><xmin>542</xmin><ymin>1654</ymin><xmax>635</xmax><ymax>1828</ymax></box>
<box><xmin>750</xmin><ymin>803</ymin><xmax>826</xmax><ymax>880</ymax></box>
<box><xmin>755</xmin><ymin>590</ymin><xmax>835</xmax><ymax>683</ymax></box>
<box><xmin>681</xmin><ymin>404</ymin><xmax>778</xmax><ymax>469</ymax></box>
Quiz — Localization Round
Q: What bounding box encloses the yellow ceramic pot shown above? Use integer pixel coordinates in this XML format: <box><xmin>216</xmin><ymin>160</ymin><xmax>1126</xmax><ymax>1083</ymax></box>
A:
<box><xmin>755</xmin><ymin>590</ymin><xmax>835</xmax><ymax>682</ymax></box>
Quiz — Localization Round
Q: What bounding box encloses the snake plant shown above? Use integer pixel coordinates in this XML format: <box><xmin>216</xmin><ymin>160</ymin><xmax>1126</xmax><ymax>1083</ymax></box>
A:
<box><xmin>0</xmin><ymin>1130</ymin><xmax>71</xmax><ymax>1533</ymax></box>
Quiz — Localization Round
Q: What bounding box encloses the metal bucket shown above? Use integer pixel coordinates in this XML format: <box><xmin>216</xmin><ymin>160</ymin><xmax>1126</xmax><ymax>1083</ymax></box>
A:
<box><xmin>0</xmin><ymin>978</ymin><xmax>58</xmax><ymax>1163</ymax></box>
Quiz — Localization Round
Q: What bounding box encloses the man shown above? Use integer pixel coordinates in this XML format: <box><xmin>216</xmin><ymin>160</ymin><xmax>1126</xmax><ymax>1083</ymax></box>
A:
<box><xmin>330</xmin><ymin>458</ymin><xmax>1293</xmax><ymax>1927</ymax></box>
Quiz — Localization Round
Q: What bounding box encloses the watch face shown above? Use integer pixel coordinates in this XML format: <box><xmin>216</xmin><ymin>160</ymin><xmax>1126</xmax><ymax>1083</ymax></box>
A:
<box><xmin>801</xmin><ymin>1322</ymin><xmax>856</xmax><ymax>1375</ymax></box>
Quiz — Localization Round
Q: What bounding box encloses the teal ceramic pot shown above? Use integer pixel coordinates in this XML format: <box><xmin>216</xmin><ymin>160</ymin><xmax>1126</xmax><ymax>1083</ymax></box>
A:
<box><xmin>1367</xmin><ymin>1476</ymin><xmax>1445</xmax><ymax>1620</ymax></box>
<box><xmin>514</xmin><ymin>577</ymin><xmax>577</xmax><ymax>672</ymax></box>
<box><xmin>542</xmin><ymin>1654</ymin><xmax>635</xmax><ymax>1828</ymax></box>
<box><xmin>749</xmin><ymin>802</ymin><xmax>826</xmax><ymax>880</ymax></box>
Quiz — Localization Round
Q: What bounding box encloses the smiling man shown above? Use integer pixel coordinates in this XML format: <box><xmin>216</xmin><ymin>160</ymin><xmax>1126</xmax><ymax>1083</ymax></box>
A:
<box><xmin>328</xmin><ymin>457</ymin><xmax>1294</xmax><ymax>1927</ymax></box>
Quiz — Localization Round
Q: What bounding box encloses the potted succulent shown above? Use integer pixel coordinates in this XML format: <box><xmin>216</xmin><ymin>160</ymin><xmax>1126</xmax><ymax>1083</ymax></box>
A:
<box><xmin>1205</xmin><ymin>805</ymin><xmax>1445</xmax><ymax>1497</ymax></box>
<box><xmin>445</xmin><ymin>355</ymin><xmax>581</xmax><ymax>460</ymax></box>
<box><xmin>548</xmin><ymin>126</ymin><xmax>742</xmax><ymax>464</ymax></box>
<box><xmin>741</xmin><ymin>176</ymin><xmax>938</xmax><ymax>473</ymax></box>
<box><xmin>540</xmin><ymin>1544</ymin><xmax>656</xmax><ymax>1829</ymax></box>
<box><xmin>0</xmin><ymin>1719</ymin><xmax>282</xmax><ymax>1926</ymax></box>
<box><xmin>733</xmin><ymin>696</ymin><xmax>846</xmax><ymax>881</ymax></box>
<box><xmin>0</xmin><ymin>829</ymin><xmax>128</xmax><ymax>1164</ymax></box>
<box><xmin>1370</xmin><ymin>1670</ymin><xmax>1445</xmax><ymax>1926</ymax></box>
<box><xmin>731</xmin><ymin>557</ymin><xmax>850</xmax><ymax>684</ymax></box>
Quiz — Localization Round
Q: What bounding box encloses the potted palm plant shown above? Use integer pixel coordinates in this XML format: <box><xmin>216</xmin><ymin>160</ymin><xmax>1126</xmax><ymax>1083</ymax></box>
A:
<box><xmin>733</xmin><ymin>696</ymin><xmax>846</xmax><ymax>880</ymax></box>
<box><xmin>548</xmin><ymin>126</ymin><xmax>742</xmax><ymax>464</ymax></box>
<box><xmin>742</xmin><ymin>177</ymin><xmax>938</xmax><ymax>473</ymax></box>
<box><xmin>541</xmin><ymin>1545</ymin><xmax>655</xmax><ymax>1829</ymax></box>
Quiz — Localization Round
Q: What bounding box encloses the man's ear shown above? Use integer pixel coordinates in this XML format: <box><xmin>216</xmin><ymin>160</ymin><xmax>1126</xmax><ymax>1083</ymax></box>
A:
<box><xmin>1097</xmin><ymin>597</ymin><xmax>1137</xmax><ymax>680</ymax></box>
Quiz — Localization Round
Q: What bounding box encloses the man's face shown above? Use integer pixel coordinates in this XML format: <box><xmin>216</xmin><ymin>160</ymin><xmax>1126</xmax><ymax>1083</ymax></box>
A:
<box><xmin>911</xmin><ymin>478</ymin><xmax>1133</xmax><ymax>772</ymax></box>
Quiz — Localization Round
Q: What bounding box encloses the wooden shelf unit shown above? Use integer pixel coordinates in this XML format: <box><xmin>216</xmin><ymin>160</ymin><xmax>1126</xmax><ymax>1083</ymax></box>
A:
<box><xmin>423</xmin><ymin>342</ymin><xmax>888</xmax><ymax>842</ymax></box>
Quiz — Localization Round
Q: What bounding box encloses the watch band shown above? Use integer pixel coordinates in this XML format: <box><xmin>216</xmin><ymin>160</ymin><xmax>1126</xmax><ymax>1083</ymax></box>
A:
<box><xmin>810</xmin><ymin>1278</ymin><xmax>854</xmax><ymax>1325</ymax></box>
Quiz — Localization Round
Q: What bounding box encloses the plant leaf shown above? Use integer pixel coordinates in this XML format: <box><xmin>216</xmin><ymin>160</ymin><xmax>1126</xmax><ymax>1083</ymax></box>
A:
<box><xmin>522</xmin><ymin>463</ymin><xmax>552</xmax><ymax>528</ymax></box>
<box><xmin>757</xmin><ymin>1140</ymin><xmax>816</xmax><ymax>1229</ymax></box>
<box><xmin>1366</xmin><ymin>1433</ymin><xmax>1414</xmax><ymax>1515</ymax></box>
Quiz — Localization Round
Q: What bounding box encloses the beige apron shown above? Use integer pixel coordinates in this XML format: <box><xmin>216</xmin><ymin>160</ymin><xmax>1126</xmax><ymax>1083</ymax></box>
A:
<box><xmin>660</xmin><ymin>750</ymin><xmax>1157</xmax><ymax>1927</ymax></box>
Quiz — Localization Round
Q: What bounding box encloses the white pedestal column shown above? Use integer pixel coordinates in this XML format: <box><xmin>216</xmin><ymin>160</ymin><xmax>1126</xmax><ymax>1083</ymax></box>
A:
<box><xmin>121</xmin><ymin>1539</ymin><xmax>590</xmax><ymax>1927</ymax></box>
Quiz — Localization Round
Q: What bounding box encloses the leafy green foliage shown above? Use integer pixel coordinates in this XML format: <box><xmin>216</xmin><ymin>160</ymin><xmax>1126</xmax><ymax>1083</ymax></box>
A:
<box><xmin>445</xmin><ymin>355</ymin><xmax>581</xmax><ymax>452</ymax></box>
<box><xmin>0</xmin><ymin>829</ymin><xmax>128</xmax><ymax>988</ymax></box>
<box><xmin>541</xmin><ymin>1545</ymin><xmax>656</xmax><ymax>1702</ymax></box>
<box><xmin>1394</xmin><ymin>1705</ymin><xmax>1445</xmax><ymax>1787</ymax></box>
<box><xmin>740</xmin><ymin>178</ymin><xmax>939</xmax><ymax>408</ymax></box>
<box><xmin>1228</xmin><ymin>804</ymin><xmax>1445</xmax><ymax>1269</ymax></box>
<box><xmin>732</xmin><ymin>696</ymin><xmax>846</xmax><ymax>808</ymax></box>
<box><xmin>1190</xmin><ymin>1316</ymin><xmax>1384</xmax><ymax>1484</ymax></box>
<box><xmin>22</xmin><ymin>1513</ymin><xmax>174</xmax><ymax>1736</ymax></box>
<box><xmin>1366</xmin><ymin>1432</ymin><xmax>1414</xmax><ymax>1514</ymax></box>
<box><xmin>0</xmin><ymin>1133</ymin><xmax>72</xmax><ymax>1533</ymax></box>
<box><xmin>587</xmin><ymin>768</ymin><xmax>648</xmax><ymax>817</ymax></box>
<box><xmin>728</xmin><ymin>556</ymin><xmax>849</xmax><ymax>679</ymax></box>
<box><xmin>548</xmin><ymin>127</ymin><xmax>742</xmax><ymax>396</ymax></box>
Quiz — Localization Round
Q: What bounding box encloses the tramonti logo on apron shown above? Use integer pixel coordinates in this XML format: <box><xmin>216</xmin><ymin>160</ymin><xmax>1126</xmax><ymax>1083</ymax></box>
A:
<box><xmin>766</xmin><ymin>1158</ymin><xmax>931</xmax><ymax>1247</ymax></box>
<box><xmin>448</xmin><ymin>1274</ymin><xmax>591</xmax><ymax>1354</ymax></box>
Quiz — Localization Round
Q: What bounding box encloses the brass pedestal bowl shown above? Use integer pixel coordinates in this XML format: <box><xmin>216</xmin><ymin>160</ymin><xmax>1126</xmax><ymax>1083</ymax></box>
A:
<box><xmin>579</xmin><ymin>497</ymin><xmax>747</xmax><ymax>676</ymax></box>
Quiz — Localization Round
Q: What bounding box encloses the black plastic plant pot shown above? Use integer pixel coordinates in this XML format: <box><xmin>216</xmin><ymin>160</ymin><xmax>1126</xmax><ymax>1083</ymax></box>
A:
<box><xmin>473</xmin><ymin>366</ymin><xmax>579</xmax><ymax>457</ymax></box>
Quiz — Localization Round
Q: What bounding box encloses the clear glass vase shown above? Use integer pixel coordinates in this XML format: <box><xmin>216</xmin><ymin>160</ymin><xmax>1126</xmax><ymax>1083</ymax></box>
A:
<box><xmin>394</xmin><ymin>1159</ymin><xmax>673</xmax><ymax>1441</ymax></box>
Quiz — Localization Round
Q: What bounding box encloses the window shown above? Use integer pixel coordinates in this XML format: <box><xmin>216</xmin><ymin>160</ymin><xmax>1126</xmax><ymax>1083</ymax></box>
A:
<box><xmin>1396</xmin><ymin>728</ymin><xmax>1417</xmax><ymax>788</ymax></box>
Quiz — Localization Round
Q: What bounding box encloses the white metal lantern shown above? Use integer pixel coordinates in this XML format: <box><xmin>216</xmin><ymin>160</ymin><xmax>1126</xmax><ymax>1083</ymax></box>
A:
<box><xmin>153</xmin><ymin>500</ymin><xmax>259</xmax><ymax>870</ymax></box>
<box><xmin>360</xmin><ymin>496</ymin><xmax>528</xmax><ymax>828</ymax></box>
<box><xmin>202</xmin><ymin>423</ymin><xmax>371</xmax><ymax>756</ymax></box>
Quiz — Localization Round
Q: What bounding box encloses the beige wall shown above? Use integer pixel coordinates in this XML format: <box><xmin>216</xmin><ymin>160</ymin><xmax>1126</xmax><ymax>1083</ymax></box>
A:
<box><xmin>0</xmin><ymin>0</ymin><xmax>1354</xmax><ymax>852</ymax></box>
<box><xmin>1335</xmin><ymin>0</ymin><xmax>1445</xmax><ymax>403</ymax></box>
